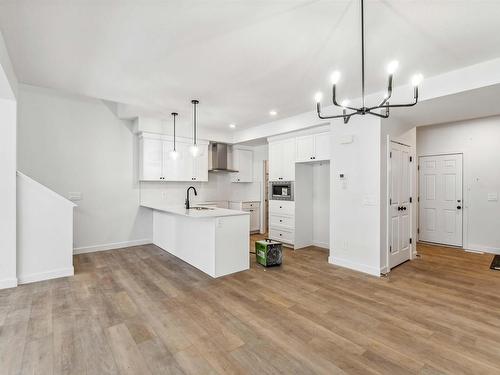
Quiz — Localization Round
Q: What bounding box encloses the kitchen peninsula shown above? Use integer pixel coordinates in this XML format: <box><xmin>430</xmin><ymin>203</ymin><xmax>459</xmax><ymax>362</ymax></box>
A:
<box><xmin>141</xmin><ymin>202</ymin><xmax>250</xmax><ymax>278</ymax></box>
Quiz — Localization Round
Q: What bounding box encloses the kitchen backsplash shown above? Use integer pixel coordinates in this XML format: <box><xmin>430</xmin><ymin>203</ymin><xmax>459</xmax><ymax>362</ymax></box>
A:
<box><xmin>140</xmin><ymin>172</ymin><xmax>261</xmax><ymax>206</ymax></box>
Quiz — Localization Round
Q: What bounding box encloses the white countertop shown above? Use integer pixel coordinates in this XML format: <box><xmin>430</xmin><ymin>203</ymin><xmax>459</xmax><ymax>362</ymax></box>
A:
<box><xmin>141</xmin><ymin>203</ymin><xmax>249</xmax><ymax>218</ymax></box>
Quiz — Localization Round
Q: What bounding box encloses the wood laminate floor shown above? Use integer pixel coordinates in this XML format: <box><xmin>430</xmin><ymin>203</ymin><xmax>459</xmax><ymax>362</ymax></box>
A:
<box><xmin>1</xmin><ymin>236</ymin><xmax>500</xmax><ymax>374</ymax></box>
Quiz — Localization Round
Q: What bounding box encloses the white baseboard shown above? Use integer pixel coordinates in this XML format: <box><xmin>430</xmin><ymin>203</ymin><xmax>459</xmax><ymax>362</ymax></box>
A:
<box><xmin>18</xmin><ymin>267</ymin><xmax>74</xmax><ymax>285</ymax></box>
<box><xmin>0</xmin><ymin>277</ymin><xmax>18</xmax><ymax>290</ymax></box>
<box><xmin>328</xmin><ymin>256</ymin><xmax>381</xmax><ymax>277</ymax></box>
<box><xmin>466</xmin><ymin>244</ymin><xmax>500</xmax><ymax>255</ymax></box>
<box><xmin>313</xmin><ymin>241</ymin><xmax>329</xmax><ymax>249</ymax></box>
<box><xmin>73</xmin><ymin>238</ymin><xmax>152</xmax><ymax>254</ymax></box>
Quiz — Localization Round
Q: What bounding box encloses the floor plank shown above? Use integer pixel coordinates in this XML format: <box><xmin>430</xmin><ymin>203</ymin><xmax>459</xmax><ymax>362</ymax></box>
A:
<box><xmin>0</xmin><ymin>237</ymin><xmax>499</xmax><ymax>374</ymax></box>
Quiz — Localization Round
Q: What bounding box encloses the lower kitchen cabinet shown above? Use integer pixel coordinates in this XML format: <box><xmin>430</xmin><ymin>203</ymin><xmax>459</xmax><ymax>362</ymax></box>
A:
<box><xmin>268</xmin><ymin>200</ymin><xmax>295</xmax><ymax>246</ymax></box>
<box><xmin>230</xmin><ymin>201</ymin><xmax>260</xmax><ymax>233</ymax></box>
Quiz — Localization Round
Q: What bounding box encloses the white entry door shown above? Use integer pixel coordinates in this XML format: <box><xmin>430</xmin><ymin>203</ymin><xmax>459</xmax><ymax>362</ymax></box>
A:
<box><xmin>419</xmin><ymin>154</ymin><xmax>463</xmax><ymax>246</ymax></box>
<box><xmin>389</xmin><ymin>142</ymin><xmax>412</xmax><ymax>269</ymax></box>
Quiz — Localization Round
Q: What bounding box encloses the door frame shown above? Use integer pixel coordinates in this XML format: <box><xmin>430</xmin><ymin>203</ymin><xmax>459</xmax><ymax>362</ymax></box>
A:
<box><xmin>417</xmin><ymin>152</ymin><xmax>465</xmax><ymax>248</ymax></box>
<box><xmin>386</xmin><ymin>138</ymin><xmax>415</xmax><ymax>273</ymax></box>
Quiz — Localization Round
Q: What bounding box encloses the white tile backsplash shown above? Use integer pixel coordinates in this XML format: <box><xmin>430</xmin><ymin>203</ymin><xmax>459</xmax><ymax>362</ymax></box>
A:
<box><xmin>140</xmin><ymin>172</ymin><xmax>261</xmax><ymax>207</ymax></box>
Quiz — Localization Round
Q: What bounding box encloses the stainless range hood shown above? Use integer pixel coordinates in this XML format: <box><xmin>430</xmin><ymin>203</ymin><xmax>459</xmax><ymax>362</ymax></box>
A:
<box><xmin>208</xmin><ymin>142</ymin><xmax>238</xmax><ymax>173</ymax></box>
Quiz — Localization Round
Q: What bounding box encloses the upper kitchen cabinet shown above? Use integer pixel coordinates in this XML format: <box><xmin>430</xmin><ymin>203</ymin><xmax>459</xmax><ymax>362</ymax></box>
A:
<box><xmin>192</xmin><ymin>143</ymin><xmax>209</xmax><ymax>181</ymax></box>
<box><xmin>269</xmin><ymin>138</ymin><xmax>296</xmax><ymax>181</ymax></box>
<box><xmin>231</xmin><ymin>148</ymin><xmax>253</xmax><ymax>183</ymax></box>
<box><xmin>313</xmin><ymin>132</ymin><xmax>330</xmax><ymax>161</ymax></box>
<box><xmin>139</xmin><ymin>136</ymin><xmax>164</xmax><ymax>180</ymax></box>
<box><xmin>295</xmin><ymin>132</ymin><xmax>330</xmax><ymax>162</ymax></box>
<box><xmin>139</xmin><ymin>133</ymin><xmax>209</xmax><ymax>182</ymax></box>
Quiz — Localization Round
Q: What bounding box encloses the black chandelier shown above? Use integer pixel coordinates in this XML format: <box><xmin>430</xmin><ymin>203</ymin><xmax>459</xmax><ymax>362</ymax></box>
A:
<box><xmin>315</xmin><ymin>0</ymin><xmax>423</xmax><ymax>124</ymax></box>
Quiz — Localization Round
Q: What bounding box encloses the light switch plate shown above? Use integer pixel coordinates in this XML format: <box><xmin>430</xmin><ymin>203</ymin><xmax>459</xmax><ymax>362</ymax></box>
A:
<box><xmin>487</xmin><ymin>192</ymin><xmax>498</xmax><ymax>201</ymax></box>
<box><xmin>68</xmin><ymin>192</ymin><xmax>82</xmax><ymax>201</ymax></box>
<box><xmin>363</xmin><ymin>195</ymin><xmax>377</xmax><ymax>206</ymax></box>
<box><xmin>339</xmin><ymin>135</ymin><xmax>354</xmax><ymax>144</ymax></box>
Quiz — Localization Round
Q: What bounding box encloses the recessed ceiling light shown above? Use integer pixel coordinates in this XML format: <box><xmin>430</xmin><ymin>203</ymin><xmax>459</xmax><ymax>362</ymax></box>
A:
<box><xmin>229</xmin><ymin>123</ymin><xmax>236</xmax><ymax>129</ymax></box>
<box><xmin>269</xmin><ymin>110</ymin><xmax>277</xmax><ymax>116</ymax></box>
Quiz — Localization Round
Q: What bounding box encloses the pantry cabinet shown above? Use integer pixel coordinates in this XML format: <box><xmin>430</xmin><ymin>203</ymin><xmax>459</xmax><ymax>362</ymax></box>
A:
<box><xmin>269</xmin><ymin>138</ymin><xmax>296</xmax><ymax>181</ymax></box>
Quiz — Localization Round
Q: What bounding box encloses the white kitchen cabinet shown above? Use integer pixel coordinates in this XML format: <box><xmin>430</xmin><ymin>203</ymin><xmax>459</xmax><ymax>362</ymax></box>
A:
<box><xmin>193</xmin><ymin>143</ymin><xmax>209</xmax><ymax>181</ymax></box>
<box><xmin>268</xmin><ymin>200</ymin><xmax>295</xmax><ymax>246</ymax></box>
<box><xmin>295</xmin><ymin>132</ymin><xmax>330</xmax><ymax>162</ymax></box>
<box><xmin>163</xmin><ymin>140</ymin><xmax>182</xmax><ymax>181</ymax></box>
<box><xmin>314</xmin><ymin>132</ymin><xmax>330</xmax><ymax>161</ymax></box>
<box><xmin>295</xmin><ymin>135</ymin><xmax>315</xmax><ymax>163</ymax></box>
<box><xmin>139</xmin><ymin>133</ymin><xmax>208</xmax><ymax>182</ymax></box>
<box><xmin>229</xmin><ymin>201</ymin><xmax>260</xmax><ymax>233</ymax></box>
<box><xmin>140</xmin><ymin>137</ymin><xmax>164</xmax><ymax>180</ymax></box>
<box><xmin>269</xmin><ymin>138</ymin><xmax>295</xmax><ymax>181</ymax></box>
<box><xmin>231</xmin><ymin>149</ymin><xmax>253</xmax><ymax>183</ymax></box>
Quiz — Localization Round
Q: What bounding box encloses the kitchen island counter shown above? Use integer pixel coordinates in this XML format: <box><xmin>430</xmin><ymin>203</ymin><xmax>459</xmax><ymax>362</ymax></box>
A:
<box><xmin>142</xmin><ymin>202</ymin><xmax>250</xmax><ymax>278</ymax></box>
<box><xmin>140</xmin><ymin>203</ymin><xmax>248</xmax><ymax>218</ymax></box>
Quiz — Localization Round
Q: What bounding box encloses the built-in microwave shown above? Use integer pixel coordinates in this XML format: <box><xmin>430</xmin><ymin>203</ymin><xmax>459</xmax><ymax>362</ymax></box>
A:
<box><xmin>269</xmin><ymin>181</ymin><xmax>294</xmax><ymax>201</ymax></box>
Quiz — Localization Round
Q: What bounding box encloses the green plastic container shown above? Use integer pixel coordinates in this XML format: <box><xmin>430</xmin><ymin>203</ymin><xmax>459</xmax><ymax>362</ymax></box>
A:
<box><xmin>255</xmin><ymin>239</ymin><xmax>282</xmax><ymax>267</ymax></box>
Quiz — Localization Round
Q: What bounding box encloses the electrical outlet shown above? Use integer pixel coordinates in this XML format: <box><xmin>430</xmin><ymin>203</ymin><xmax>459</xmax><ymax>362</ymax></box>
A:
<box><xmin>161</xmin><ymin>192</ymin><xmax>168</xmax><ymax>200</ymax></box>
<box><xmin>343</xmin><ymin>240</ymin><xmax>348</xmax><ymax>250</ymax></box>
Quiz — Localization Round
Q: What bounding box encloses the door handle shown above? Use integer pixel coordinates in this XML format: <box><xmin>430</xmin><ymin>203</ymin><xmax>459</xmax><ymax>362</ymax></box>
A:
<box><xmin>457</xmin><ymin>206</ymin><xmax>462</xmax><ymax>210</ymax></box>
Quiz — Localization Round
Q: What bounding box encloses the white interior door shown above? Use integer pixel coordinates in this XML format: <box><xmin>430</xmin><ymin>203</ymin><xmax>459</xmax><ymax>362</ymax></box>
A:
<box><xmin>419</xmin><ymin>154</ymin><xmax>463</xmax><ymax>246</ymax></box>
<box><xmin>389</xmin><ymin>142</ymin><xmax>412</xmax><ymax>269</ymax></box>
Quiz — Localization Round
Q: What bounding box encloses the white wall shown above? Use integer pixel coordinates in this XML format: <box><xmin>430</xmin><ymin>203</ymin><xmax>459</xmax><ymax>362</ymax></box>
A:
<box><xmin>0</xmin><ymin>98</ymin><xmax>17</xmax><ymax>289</ymax></box>
<box><xmin>17</xmin><ymin>84</ymin><xmax>153</xmax><ymax>253</ymax></box>
<box><xmin>417</xmin><ymin>116</ymin><xmax>500</xmax><ymax>254</ymax></box>
<box><xmin>312</xmin><ymin>162</ymin><xmax>330</xmax><ymax>248</ymax></box>
<box><xmin>330</xmin><ymin>116</ymin><xmax>382</xmax><ymax>276</ymax></box>
<box><xmin>0</xmin><ymin>31</ymin><xmax>17</xmax><ymax>289</ymax></box>
<box><xmin>17</xmin><ymin>172</ymin><xmax>75</xmax><ymax>283</ymax></box>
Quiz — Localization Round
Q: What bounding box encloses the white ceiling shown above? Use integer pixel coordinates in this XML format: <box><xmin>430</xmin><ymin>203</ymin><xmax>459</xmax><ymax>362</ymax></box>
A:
<box><xmin>2</xmin><ymin>0</ymin><xmax>500</xmax><ymax>131</ymax></box>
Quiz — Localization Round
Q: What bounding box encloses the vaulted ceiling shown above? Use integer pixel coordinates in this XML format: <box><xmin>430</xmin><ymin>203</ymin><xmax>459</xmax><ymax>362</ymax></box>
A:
<box><xmin>1</xmin><ymin>0</ymin><xmax>500</xmax><ymax>130</ymax></box>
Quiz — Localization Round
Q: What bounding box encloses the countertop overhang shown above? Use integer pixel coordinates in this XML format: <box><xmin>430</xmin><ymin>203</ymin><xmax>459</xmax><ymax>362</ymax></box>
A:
<box><xmin>141</xmin><ymin>203</ymin><xmax>250</xmax><ymax>218</ymax></box>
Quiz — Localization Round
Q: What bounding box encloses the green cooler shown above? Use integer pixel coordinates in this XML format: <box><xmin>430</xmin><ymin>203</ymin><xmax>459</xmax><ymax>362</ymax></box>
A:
<box><xmin>255</xmin><ymin>239</ymin><xmax>283</xmax><ymax>267</ymax></box>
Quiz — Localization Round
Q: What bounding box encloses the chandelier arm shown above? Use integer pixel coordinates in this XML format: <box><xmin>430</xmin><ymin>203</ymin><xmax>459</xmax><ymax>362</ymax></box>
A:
<box><xmin>378</xmin><ymin>74</ymin><xmax>393</xmax><ymax>107</ymax></box>
<box><xmin>332</xmin><ymin>85</ymin><xmax>359</xmax><ymax>111</ymax></box>
<box><xmin>369</xmin><ymin>87</ymin><xmax>418</xmax><ymax>111</ymax></box>
<box><xmin>372</xmin><ymin>97</ymin><xmax>418</xmax><ymax>110</ymax></box>
<box><xmin>365</xmin><ymin>109</ymin><xmax>390</xmax><ymax>119</ymax></box>
<box><xmin>317</xmin><ymin>102</ymin><xmax>359</xmax><ymax>120</ymax></box>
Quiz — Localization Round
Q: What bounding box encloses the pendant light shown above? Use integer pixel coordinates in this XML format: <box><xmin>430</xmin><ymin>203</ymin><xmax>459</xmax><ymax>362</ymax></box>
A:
<box><xmin>315</xmin><ymin>0</ymin><xmax>423</xmax><ymax>123</ymax></box>
<box><xmin>190</xmin><ymin>99</ymin><xmax>199</xmax><ymax>157</ymax></box>
<box><xmin>169</xmin><ymin>112</ymin><xmax>178</xmax><ymax>160</ymax></box>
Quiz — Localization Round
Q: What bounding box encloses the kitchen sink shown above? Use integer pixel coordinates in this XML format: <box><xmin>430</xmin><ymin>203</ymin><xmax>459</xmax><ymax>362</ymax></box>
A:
<box><xmin>189</xmin><ymin>206</ymin><xmax>214</xmax><ymax>210</ymax></box>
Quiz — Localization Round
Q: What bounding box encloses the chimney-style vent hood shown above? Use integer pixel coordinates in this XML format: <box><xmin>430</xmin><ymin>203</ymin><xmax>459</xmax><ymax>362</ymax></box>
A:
<box><xmin>208</xmin><ymin>142</ymin><xmax>238</xmax><ymax>173</ymax></box>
